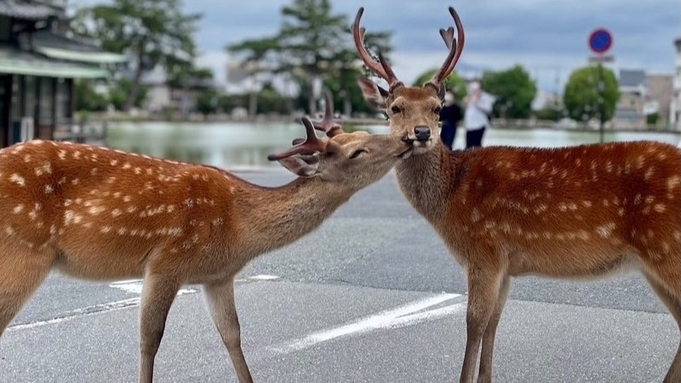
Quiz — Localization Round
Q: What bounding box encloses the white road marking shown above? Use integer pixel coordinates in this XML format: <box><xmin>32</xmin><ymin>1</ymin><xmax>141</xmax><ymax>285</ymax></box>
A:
<box><xmin>8</xmin><ymin>298</ymin><xmax>140</xmax><ymax>331</ymax></box>
<box><xmin>8</xmin><ymin>280</ymin><xmax>199</xmax><ymax>331</ymax></box>
<box><xmin>248</xmin><ymin>275</ymin><xmax>280</xmax><ymax>281</ymax></box>
<box><xmin>109</xmin><ymin>279</ymin><xmax>197</xmax><ymax>295</ymax></box>
<box><xmin>269</xmin><ymin>293</ymin><xmax>466</xmax><ymax>354</ymax></box>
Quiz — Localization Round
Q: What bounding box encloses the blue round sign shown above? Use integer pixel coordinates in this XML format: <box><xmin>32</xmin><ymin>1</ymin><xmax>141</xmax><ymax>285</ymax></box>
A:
<box><xmin>589</xmin><ymin>28</ymin><xmax>613</xmax><ymax>54</ymax></box>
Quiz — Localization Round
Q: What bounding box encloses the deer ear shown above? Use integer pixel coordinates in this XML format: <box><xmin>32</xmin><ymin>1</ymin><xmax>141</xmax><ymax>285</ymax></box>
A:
<box><xmin>278</xmin><ymin>156</ymin><xmax>318</xmax><ymax>177</ymax></box>
<box><xmin>357</xmin><ymin>77</ymin><xmax>388</xmax><ymax>109</ymax></box>
<box><xmin>437</xmin><ymin>83</ymin><xmax>446</xmax><ymax>101</ymax></box>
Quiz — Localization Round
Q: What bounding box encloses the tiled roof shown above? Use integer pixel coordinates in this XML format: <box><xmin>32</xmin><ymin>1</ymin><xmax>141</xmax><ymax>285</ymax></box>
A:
<box><xmin>0</xmin><ymin>1</ymin><xmax>62</xmax><ymax>20</ymax></box>
<box><xmin>0</xmin><ymin>44</ymin><xmax>109</xmax><ymax>78</ymax></box>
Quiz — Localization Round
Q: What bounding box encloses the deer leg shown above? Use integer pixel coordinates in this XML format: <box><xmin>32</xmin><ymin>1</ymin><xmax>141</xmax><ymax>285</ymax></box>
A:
<box><xmin>459</xmin><ymin>266</ymin><xmax>504</xmax><ymax>383</ymax></box>
<box><xmin>138</xmin><ymin>271</ymin><xmax>181</xmax><ymax>383</ymax></box>
<box><xmin>476</xmin><ymin>275</ymin><xmax>510</xmax><ymax>383</ymax></box>
<box><xmin>203</xmin><ymin>278</ymin><xmax>253</xmax><ymax>383</ymax></box>
<box><xmin>0</xmin><ymin>249</ymin><xmax>54</xmax><ymax>337</ymax></box>
<box><xmin>644</xmin><ymin>272</ymin><xmax>681</xmax><ymax>383</ymax></box>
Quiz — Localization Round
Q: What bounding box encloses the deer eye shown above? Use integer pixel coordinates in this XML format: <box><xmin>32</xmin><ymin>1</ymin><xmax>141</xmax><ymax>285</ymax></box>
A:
<box><xmin>433</xmin><ymin>106</ymin><xmax>441</xmax><ymax>114</ymax></box>
<box><xmin>349</xmin><ymin>149</ymin><xmax>367</xmax><ymax>159</ymax></box>
<box><xmin>391</xmin><ymin>105</ymin><xmax>401</xmax><ymax>114</ymax></box>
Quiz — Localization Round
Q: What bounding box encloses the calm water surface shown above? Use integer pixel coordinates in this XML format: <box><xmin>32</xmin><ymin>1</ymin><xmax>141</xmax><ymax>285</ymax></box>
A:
<box><xmin>106</xmin><ymin>121</ymin><xmax>681</xmax><ymax>169</ymax></box>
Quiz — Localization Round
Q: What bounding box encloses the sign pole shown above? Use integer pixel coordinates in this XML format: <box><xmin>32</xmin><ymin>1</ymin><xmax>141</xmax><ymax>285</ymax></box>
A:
<box><xmin>588</xmin><ymin>28</ymin><xmax>613</xmax><ymax>144</ymax></box>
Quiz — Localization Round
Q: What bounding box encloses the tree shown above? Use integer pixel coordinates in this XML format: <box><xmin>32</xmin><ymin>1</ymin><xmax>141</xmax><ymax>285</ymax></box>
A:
<box><xmin>74</xmin><ymin>79</ymin><xmax>108</xmax><ymax>112</ymax></box>
<box><xmin>73</xmin><ymin>0</ymin><xmax>201</xmax><ymax>112</ymax></box>
<box><xmin>412</xmin><ymin>69</ymin><xmax>467</xmax><ymax>100</ymax></box>
<box><xmin>563</xmin><ymin>65</ymin><xmax>619</xmax><ymax>123</ymax></box>
<box><xmin>227</xmin><ymin>0</ymin><xmax>392</xmax><ymax>115</ymax></box>
<box><xmin>108</xmin><ymin>79</ymin><xmax>148</xmax><ymax>111</ymax></box>
<box><xmin>481</xmin><ymin>65</ymin><xmax>537</xmax><ymax>119</ymax></box>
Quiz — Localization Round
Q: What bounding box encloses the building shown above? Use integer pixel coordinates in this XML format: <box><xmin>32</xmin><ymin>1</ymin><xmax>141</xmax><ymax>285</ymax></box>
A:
<box><xmin>119</xmin><ymin>63</ymin><xmax>216</xmax><ymax>115</ymax></box>
<box><xmin>646</xmin><ymin>74</ymin><xmax>674</xmax><ymax>127</ymax></box>
<box><xmin>0</xmin><ymin>0</ymin><xmax>126</xmax><ymax>148</ymax></box>
<box><xmin>615</xmin><ymin>69</ymin><xmax>647</xmax><ymax>127</ymax></box>
<box><xmin>673</xmin><ymin>38</ymin><xmax>681</xmax><ymax>129</ymax></box>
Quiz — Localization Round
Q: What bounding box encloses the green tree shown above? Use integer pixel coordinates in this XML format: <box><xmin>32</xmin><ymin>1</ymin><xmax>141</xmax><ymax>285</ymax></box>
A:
<box><xmin>196</xmin><ymin>89</ymin><xmax>219</xmax><ymax>115</ymax></box>
<box><xmin>481</xmin><ymin>65</ymin><xmax>537</xmax><ymax>119</ymax></box>
<box><xmin>413</xmin><ymin>69</ymin><xmax>467</xmax><ymax>100</ymax></box>
<box><xmin>73</xmin><ymin>0</ymin><xmax>201</xmax><ymax>111</ymax></box>
<box><xmin>108</xmin><ymin>79</ymin><xmax>148</xmax><ymax>111</ymax></box>
<box><xmin>227</xmin><ymin>0</ymin><xmax>392</xmax><ymax>115</ymax></box>
<box><xmin>563</xmin><ymin>65</ymin><xmax>619</xmax><ymax>123</ymax></box>
<box><xmin>74</xmin><ymin>79</ymin><xmax>108</xmax><ymax>112</ymax></box>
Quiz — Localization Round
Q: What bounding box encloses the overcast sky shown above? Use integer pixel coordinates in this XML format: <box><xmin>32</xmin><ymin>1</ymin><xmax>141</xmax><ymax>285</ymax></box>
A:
<box><xmin>74</xmin><ymin>0</ymin><xmax>681</xmax><ymax>94</ymax></box>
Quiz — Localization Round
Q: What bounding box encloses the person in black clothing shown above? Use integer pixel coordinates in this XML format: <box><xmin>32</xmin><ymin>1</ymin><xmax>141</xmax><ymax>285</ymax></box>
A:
<box><xmin>439</xmin><ymin>91</ymin><xmax>463</xmax><ymax>150</ymax></box>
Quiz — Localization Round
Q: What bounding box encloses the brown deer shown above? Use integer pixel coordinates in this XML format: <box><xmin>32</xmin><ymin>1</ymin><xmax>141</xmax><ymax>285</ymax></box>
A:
<box><xmin>0</xmin><ymin>91</ymin><xmax>412</xmax><ymax>383</ymax></box>
<box><xmin>354</xmin><ymin>6</ymin><xmax>681</xmax><ymax>383</ymax></box>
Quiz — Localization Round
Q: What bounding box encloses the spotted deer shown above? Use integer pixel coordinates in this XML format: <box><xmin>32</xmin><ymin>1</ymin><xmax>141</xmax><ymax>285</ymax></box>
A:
<box><xmin>354</xmin><ymin>6</ymin><xmax>681</xmax><ymax>383</ymax></box>
<box><xmin>0</xmin><ymin>91</ymin><xmax>412</xmax><ymax>383</ymax></box>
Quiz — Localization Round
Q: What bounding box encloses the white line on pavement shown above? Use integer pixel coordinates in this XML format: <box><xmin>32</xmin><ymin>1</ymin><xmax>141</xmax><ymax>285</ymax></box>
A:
<box><xmin>269</xmin><ymin>293</ymin><xmax>466</xmax><ymax>354</ymax></box>
<box><xmin>109</xmin><ymin>279</ymin><xmax>197</xmax><ymax>295</ymax></box>
<box><xmin>8</xmin><ymin>298</ymin><xmax>141</xmax><ymax>331</ymax></box>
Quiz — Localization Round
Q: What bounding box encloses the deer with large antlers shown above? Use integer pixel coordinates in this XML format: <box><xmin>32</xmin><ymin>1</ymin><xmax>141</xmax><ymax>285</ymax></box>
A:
<box><xmin>355</xmin><ymin>6</ymin><xmax>681</xmax><ymax>383</ymax></box>
<box><xmin>0</xmin><ymin>91</ymin><xmax>411</xmax><ymax>383</ymax></box>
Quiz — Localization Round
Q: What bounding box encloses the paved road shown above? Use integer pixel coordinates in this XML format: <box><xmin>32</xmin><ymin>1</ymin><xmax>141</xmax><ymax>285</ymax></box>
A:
<box><xmin>1</xmin><ymin>170</ymin><xmax>677</xmax><ymax>383</ymax></box>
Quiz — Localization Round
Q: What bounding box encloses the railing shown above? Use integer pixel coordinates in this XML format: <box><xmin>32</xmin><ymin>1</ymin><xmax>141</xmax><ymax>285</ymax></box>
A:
<box><xmin>52</xmin><ymin>119</ymin><xmax>109</xmax><ymax>146</ymax></box>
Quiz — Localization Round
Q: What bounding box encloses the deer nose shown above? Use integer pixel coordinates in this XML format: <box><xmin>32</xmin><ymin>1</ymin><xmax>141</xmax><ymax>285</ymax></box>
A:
<box><xmin>414</xmin><ymin>126</ymin><xmax>431</xmax><ymax>142</ymax></box>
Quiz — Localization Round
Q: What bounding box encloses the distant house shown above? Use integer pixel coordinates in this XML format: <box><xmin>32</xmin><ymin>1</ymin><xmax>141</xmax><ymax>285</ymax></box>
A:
<box><xmin>673</xmin><ymin>38</ymin><xmax>681</xmax><ymax>129</ymax></box>
<box><xmin>646</xmin><ymin>74</ymin><xmax>674</xmax><ymax>127</ymax></box>
<box><xmin>615</xmin><ymin>69</ymin><xmax>647</xmax><ymax>126</ymax></box>
<box><xmin>0</xmin><ymin>0</ymin><xmax>126</xmax><ymax>148</ymax></box>
<box><xmin>121</xmin><ymin>63</ymin><xmax>215</xmax><ymax>114</ymax></box>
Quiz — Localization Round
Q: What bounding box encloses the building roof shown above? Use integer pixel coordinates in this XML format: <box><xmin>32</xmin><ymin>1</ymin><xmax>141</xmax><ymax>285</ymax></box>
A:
<box><xmin>0</xmin><ymin>45</ymin><xmax>109</xmax><ymax>78</ymax></box>
<box><xmin>18</xmin><ymin>30</ymin><xmax>128</xmax><ymax>64</ymax></box>
<box><xmin>619</xmin><ymin>69</ymin><xmax>646</xmax><ymax>87</ymax></box>
<box><xmin>0</xmin><ymin>1</ymin><xmax>63</xmax><ymax>21</ymax></box>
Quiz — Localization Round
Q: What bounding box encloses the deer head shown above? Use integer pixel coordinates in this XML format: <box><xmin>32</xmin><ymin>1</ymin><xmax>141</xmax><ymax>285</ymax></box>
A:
<box><xmin>268</xmin><ymin>90</ymin><xmax>412</xmax><ymax>188</ymax></box>
<box><xmin>353</xmin><ymin>6</ymin><xmax>464</xmax><ymax>156</ymax></box>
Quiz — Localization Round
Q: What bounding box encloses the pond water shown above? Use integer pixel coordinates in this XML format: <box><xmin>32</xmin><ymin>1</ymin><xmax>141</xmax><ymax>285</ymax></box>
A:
<box><xmin>106</xmin><ymin>121</ymin><xmax>681</xmax><ymax>169</ymax></box>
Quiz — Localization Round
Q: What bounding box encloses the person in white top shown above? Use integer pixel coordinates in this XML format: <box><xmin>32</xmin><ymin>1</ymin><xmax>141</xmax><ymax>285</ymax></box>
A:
<box><xmin>463</xmin><ymin>80</ymin><xmax>495</xmax><ymax>148</ymax></box>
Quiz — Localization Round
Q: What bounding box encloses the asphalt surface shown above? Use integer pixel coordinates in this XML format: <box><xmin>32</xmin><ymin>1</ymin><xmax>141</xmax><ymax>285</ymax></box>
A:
<box><xmin>1</xmin><ymin>170</ymin><xmax>678</xmax><ymax>383</ymax></box>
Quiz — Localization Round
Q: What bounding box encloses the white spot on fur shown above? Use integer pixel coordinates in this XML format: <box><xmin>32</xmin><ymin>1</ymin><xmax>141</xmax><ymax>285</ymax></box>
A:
<box><xmin>88</xmin><ymin>206</ymin><xmax>106</xmax><ymax>215</ymax></box>
<box><xmin>44</xmin><ymin>185</ymin><xmax>53</xmax><ymax>194</ymax></box>
<box><xmin>10</xmin><ymin>173</ymin><xmax>25</xmax><ymax>186</ymax></box>
<box><xmin>13</xmin><ymin>204</ymin><xmax>24</xmax><ymax>214</ymax></box>
<box><xmin>471</xmin><ymin>209</ymin><xmax>481</xmax><ymax>223</ymax></box>
<box><xmin>111</xmin><ymin>209</ymin><xmax>122</xmax><ymax>217</ymax></box>
<box><xmin>596</xmin><ymin>222</ymin><xmax>616</xmax><ymax>238</ymax></box>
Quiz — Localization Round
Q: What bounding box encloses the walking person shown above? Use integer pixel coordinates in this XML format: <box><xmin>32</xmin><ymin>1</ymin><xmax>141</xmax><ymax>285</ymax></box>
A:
<box><xmin>463</xmin><ymin>80</ymin><xmax>495</xmax><ymax>149</ymax></box>
<box><xmin>439</xmin><ymin>90</ymin><xmax>463</xmax><ymax>150</ymax></box>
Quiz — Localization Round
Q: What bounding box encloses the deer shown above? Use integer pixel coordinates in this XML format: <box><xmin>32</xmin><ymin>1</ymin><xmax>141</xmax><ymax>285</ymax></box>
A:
<box><xmin>353</xmin><ymin>5</ymin><xmax>681</xmax><ymax>383</ymax></box>
<box><xmin>0</xmin><ymin>91</ymin><xmax>412</xmax><ymax>383</ymax></box>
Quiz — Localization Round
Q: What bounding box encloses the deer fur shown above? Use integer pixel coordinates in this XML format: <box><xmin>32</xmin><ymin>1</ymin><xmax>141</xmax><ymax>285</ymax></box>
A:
<box><xmin>355</xmin><ymin>5</ymin><xmax>681</xmax><ymax>383</ymax></box>
<box><xmin>0</xmin><ymin>122</ymin><xmax>410</xmax><ymax>383</ymax></box>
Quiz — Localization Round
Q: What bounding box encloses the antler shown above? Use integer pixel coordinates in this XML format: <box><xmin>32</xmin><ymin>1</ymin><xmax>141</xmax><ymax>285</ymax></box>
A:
<box><xmin>267</xmin><ymin>117</ymin><xmax>327</xmax><ymax>161</ymax></box>
<box><xmin>352</xmin><ymin>7</ymin><xmax>403</xmax><ymax>91</ymax></box>
<box><xmin>425</xmin><ymin>6</ymin><xmax>465</xmax><ymax>92</ymax></box>
<box><xmin>311</xmin><ymin>89</ymin><xmax>344</xmax><ymax>138</ymax></box>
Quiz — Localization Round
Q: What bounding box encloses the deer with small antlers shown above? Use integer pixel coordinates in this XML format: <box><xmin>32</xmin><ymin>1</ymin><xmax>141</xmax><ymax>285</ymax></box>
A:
<box><xmin>0</xmin><ymin>91</ymin><xmax>412</xmax><ymax>383</ymax></box>
<box><xmin>354</xmin><ymin>6</ymin><xmax>681</xmax><ymax>383</ymax></box>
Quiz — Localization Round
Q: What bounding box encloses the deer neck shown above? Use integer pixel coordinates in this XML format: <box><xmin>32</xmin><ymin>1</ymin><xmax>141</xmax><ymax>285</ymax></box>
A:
<box><xmin>395</xmin><ymin>143</ymin><xmax>458</xmax><ymax>222</ymax></box>
<box><xmin>233</xmin><ymin>176</ymin><xmax>351</xmax><ymax>258</ymax></box>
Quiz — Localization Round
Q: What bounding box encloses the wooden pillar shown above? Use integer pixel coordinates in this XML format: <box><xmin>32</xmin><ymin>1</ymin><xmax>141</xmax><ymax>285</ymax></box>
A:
<box><xmin>33</xmin><ymin>76</ymin><xmax>41</xmax><ymax>140</ymax></box>
<box><xmin>0</xmin><ymin>75</ymin><xmax>11</xmax><ymax>148</ymax></box>
<box><xmin>66</xmin><ymin>78</ymin><xmax>74</xmax><ymax>120</ymax></box>
<box><xmin>49</xmin><ymin>77</ymin><xmax>57</xmax><ymax>141</ymax></box>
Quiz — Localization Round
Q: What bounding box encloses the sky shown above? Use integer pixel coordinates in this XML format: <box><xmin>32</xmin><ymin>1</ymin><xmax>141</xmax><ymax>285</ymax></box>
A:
<box><xmin>73</xmin><ymin>0</ymin><xmax>681</xmax><ymax>95</ymax></box>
